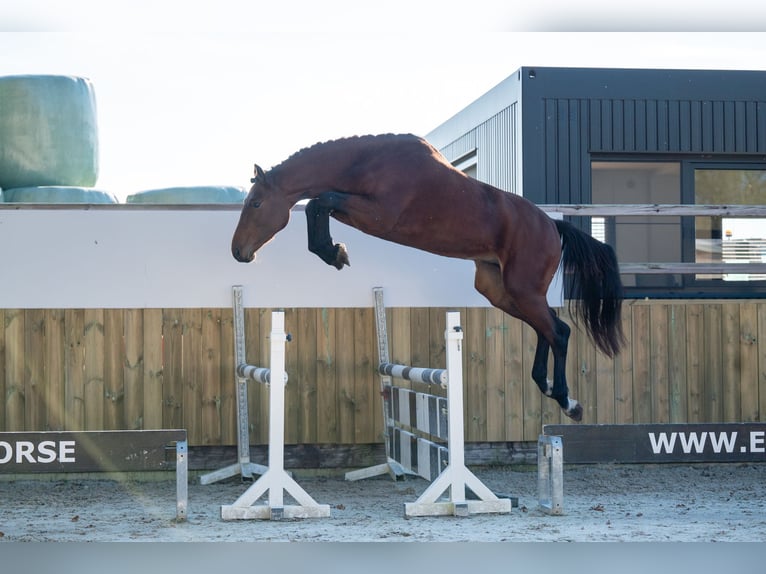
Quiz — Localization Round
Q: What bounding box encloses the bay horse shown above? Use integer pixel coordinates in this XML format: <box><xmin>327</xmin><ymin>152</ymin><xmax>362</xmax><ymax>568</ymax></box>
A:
<box><xmin>231</xmin><ymin>133</ymin><xmax>624</xmax><ymax>421</ymax></box>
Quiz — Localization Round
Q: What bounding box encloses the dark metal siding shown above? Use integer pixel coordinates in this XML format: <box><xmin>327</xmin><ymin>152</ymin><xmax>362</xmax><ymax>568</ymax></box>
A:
<box><xmin>519</xmin><ymin>67</ymin><xmax>766</xmax><ymax>205</ymax></box>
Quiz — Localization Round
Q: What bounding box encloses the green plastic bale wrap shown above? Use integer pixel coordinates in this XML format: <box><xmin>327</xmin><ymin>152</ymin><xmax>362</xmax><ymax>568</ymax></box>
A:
<box><xmin>0</xmin><ymin>75</ymin><xmax>99</xmax><ymax>189</ymax></box>
<box><xmin>3</xmin><ymin>186</ymin><xmax>117</xmax><ymax>204</ymax></box>
<box><xmin>126</xmin><ymin>186</ymin><xmax>246</xmax><ymax>204</ymax></box>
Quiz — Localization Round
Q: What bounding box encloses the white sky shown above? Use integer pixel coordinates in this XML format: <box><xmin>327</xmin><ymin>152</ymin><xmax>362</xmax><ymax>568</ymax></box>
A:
<box><xmin>2</xmin><ymin>2</ymin><xmax>766</xmax><ymax>201</ymax></box>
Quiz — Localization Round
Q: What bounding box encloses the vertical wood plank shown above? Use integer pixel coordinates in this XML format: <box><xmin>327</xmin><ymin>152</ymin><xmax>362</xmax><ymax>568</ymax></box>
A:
<box><xmin>503</xmin><ymin>313</ymin><xmax>525</xmax><ymax>441</ymax></box>
<box><xmin>103</xmin><ymin>309</ymin><xmax>125</xmax><ymax>430</ymax></box>
<box><xmin>296</xmin><ymin>308</ymin><xmax>318</xmax><ymax>444</ymax></box>
<box><xmin>577</xmin><ymin>317</ymin><xmax>598</xmax><ymax>424</ymax></box>
<box><xmin>353</xmin><ymin>307</ymin><xmax>375</xmax><ymax>444</ymax></box>
<box><xmin>283</xmin><ymin>308</ymin><xmax>300</xmax><ymax>444</ymax></box>
<box><xmin>123</xmin><ymin>309</ymin><xmax>144</xmax><ymax>430</ymax></box>
<box><xmin>650</xmin><ymin>304</ymin><xmax>669</xmax><ymax>423</ymax></box>
<box><xmin>704</xmin><ymin>304</ymin><xmax>723</xmax><ymax>421</ymax></box>
<box><xmin>201</xmin><ymin>308</ymin><xmax>223</xmax><ymax>445</ymax></box>
<box><xmin>595</xmin><ymin>343</ymin><xmax>615</xmax><ymax>424</ymax></box>
<box><xmin>632</xmin><ymin>304</ymin><xmax>651</xmax><ymax>422</ymax></box>
<box><xmin>181</xmin><ymin>308</ymin><xmax>203</xmax><ymax>444</ymax></box>
<box><xmin>219</xmin><ymin>307</ymin><xmax>236</xmax><ymax>444</ymax></box>
<box><xmin>64</xmin><ymin>309</ymin><xmax>85</xmax><ymax>431</ymax></box>
<box><xmin>142</xmin><ymin>309</ymin><xmax>164</xmax><ymax>430</ymax></box>
<box><xmin>464</xmin><ymin>307</ymin><xmax>487</xmax><ymax>442</ymax></box>
<box><xmin>83</xmin><ymin>309</ymin><xmax>105</xmax><ymax>431</ymax></box>
<box><xmin>521</xmin><ymin>322</ymin><xmax>541</xmax><ymax>441</ymax></box>
<box><xmin>485</xmin><ymin>308</ymin><xmax>506</xmax><ymax>441</ymax></box>
<box><xmin>390</xmin><ymin>308</ymin><xmax>412</xmax><ymax>369</ymax></box>
<box><xmin>45</xmin><ymin>309</ymin><xmax>66</xmax><ymax>431</ymax></box>
<box><xmin>614</xmin><ymin>304</ymin><xmax>634</xmax><ymax>423</ymax></box>
<box><xmin>739</xmin><ymin>302</ymin><xmax>759</xmax><ymax>422</ymax></box>
<box><xmin>162</xmin><ymin>309</ymin><xmax>184</xmax><ymax>431</ymax></box>
<box><xmin>335</xmin><ymin>308</ymin><xmax>356</xmax><ymax>444</ymax></box>
<box><xmin>667</xmin><ymin>304</ymin><xmax>688</xmax><ymax>423</ymax></box>
<box><xmin>685</xmin><ymin>304</ymin><xmax>705</xmax><ymax>422</ymax></box>
<box><xmin>758</xmin><ymin>302</ymin><xmax>766</xmax><ymax>422</ymax></box>
<box><xmin>24</xmin><ymin>309</ymin><xmax>45</xmax><ymax>430</ymax></box>
<box><xmin>0</xmin><ymin>310</ymin><xmax>5</xmax><ymax>431</ymax></box>
<box><xmin>5</xmin><ymin>310</ymin><xmax>25</xmax><ymax>431</ymax></box>
<box><xmin>316</xmin><ymin>308</ymin><xmax>338</xmax><ymax>443</ymax></box>
<box><xmin>253</xmin><ymin>308</ymin><xmax>268</xmax><ymax>444</ymax></box>
<box><xmin>721</xmin><ymin>303</ymin><xmax>741</xmax><ymax>422</ymax></box>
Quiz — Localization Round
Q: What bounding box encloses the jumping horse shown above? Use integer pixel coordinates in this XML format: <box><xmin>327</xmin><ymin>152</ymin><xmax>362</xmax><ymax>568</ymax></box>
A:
<box><xmin>231</xmin><ymin>133</ymin><xmax>624</xmax><ymax>421</ymax></box>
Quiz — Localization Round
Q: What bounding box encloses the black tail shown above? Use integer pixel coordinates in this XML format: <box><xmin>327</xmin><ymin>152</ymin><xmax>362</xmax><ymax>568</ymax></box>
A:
<box><xmin>555</xmin><ymin>219</ymin><xmax>625</xmax><ymax>357</ymax></box>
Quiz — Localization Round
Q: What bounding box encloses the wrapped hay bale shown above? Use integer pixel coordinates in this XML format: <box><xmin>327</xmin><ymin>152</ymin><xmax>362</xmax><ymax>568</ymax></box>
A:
<box><xmin>3</xmin><ymin>186</ymin><xmax>117</xmax><ymax>204</ymax></box>
<box><xmin>126</xmin><ymin>186</ymin><xmax>246</xmax><ymax>204</ymax></box>
<box><xmin>0</xmin><ymin>75</ymin><xmax>99</xmax><ymax>189</ymax></box>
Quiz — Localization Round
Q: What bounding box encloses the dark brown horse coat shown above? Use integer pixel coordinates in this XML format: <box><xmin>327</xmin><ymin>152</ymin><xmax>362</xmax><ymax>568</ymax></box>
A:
<box><xmin>232</xmin><ymin>134</ymin><xmax>624</xmax><ymax>420</ymax></box>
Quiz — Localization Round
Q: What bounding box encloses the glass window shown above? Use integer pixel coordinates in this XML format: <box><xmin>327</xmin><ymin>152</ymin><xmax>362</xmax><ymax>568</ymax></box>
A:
<box><xmin>694</xmin><ymin>169</ymin><xmax>766</xmax><ymax>281</ymax></box>
<box><xmin>591</xmin><ymin>162</ymin><xmax>682</xmax><ymax>288</ymax></box>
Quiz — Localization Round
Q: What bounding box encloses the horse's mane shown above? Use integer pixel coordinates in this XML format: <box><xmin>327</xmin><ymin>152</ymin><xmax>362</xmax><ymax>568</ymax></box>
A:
<box><xmin>272</xmin><ymin>133</ymin><xmax>416</xmax><ymax>171</ymax></box>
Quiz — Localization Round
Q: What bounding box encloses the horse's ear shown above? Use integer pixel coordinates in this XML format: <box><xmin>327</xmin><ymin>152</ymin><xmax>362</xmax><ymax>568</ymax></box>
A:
<box><xmin>251</xmin><ymin>164</ymin><xmax>266</xmax><ymax>184</ymax></box>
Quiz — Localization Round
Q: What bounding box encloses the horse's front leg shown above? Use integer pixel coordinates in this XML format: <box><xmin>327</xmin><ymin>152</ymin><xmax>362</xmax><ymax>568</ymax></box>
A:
<box><xmin>305</xmin><ymin>195</ymin><xmax>350</xmax><ymax>270</ymax></box>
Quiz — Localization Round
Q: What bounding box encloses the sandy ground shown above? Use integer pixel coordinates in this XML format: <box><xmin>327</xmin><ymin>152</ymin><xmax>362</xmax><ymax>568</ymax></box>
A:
<box><xmin>2</xmin><ymin>462</ymin><xmax>765</xmax><ymax>543</ymax></box>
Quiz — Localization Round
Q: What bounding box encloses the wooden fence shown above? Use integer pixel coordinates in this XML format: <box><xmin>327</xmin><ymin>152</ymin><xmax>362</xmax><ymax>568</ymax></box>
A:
<box><xmin>2</xmin><ymin>301</ymin><xmax>764</xmax><ymax>445</ymax></box>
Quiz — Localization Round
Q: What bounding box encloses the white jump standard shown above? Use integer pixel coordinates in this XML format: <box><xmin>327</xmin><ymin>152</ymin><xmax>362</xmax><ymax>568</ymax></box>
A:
<box><xmin>218</xmin><ymin>286</ymin><xmax>330</xmax><ymax>520</ymax></box>
<box><xmin>347</xmin><ymin>287</ymin><xmax>512</xmax><ymax>518</ymax></box>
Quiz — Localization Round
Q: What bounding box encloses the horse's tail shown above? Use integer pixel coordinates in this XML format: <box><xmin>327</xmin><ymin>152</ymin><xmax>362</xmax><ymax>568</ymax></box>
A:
<box><xmin>555</xmin><ymin>219</ymin><xmax>625</xmax><ymax>357</ymax></box>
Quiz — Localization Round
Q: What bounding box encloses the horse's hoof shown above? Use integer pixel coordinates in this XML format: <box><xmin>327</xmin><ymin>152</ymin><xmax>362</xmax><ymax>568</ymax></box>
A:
<box><xmin>564</xmin><ymin>401</ymin><xmax>583</xmax><ymax>422</ymax></box>
<box><xmin>333</xmin><ymin>243</ymin><xmax>350</xmax><ymax>270</ymax></box>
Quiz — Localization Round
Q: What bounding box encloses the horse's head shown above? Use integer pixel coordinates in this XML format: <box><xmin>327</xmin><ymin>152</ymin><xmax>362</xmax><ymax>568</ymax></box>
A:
<box><xmin>231</xmin><ymin>164</ymin><xmax>292</xmax><ymax>262</ymax></box>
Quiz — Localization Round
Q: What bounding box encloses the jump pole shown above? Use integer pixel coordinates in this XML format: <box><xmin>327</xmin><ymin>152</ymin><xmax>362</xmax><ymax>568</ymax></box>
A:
<box><xmin>200</xmin><ymin>286</ymin><xmax>268</xmax><ymax>484</ymax></box>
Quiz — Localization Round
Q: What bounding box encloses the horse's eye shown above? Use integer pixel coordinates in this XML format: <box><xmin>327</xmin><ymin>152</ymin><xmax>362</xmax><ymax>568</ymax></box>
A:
<box><xmin>250</xmin><ymin>200</ymin><xmax>261</xmax><ymax>209</ymax></box>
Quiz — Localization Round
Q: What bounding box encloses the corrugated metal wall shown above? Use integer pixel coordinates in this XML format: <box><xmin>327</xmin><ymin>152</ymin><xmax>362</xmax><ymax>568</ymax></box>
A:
<box><xmin>437</xmin><ymin>104</ymin><xmax>519</xmax><ymax>194</ymax></box>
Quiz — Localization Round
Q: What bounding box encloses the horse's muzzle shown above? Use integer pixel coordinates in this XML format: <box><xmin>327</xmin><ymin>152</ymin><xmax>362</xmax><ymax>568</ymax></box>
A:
<box><xmin>232</xmin><ymin>246</ymin><xmax>255</xmax><ymax>263</ymax></box>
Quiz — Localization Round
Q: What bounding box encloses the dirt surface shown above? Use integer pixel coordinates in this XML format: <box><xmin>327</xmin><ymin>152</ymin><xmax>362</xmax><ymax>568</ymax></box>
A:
<box><xmin>1</xmin><ymin>463</ymin><xmax>765</xmax><ymax>542</ymax></box>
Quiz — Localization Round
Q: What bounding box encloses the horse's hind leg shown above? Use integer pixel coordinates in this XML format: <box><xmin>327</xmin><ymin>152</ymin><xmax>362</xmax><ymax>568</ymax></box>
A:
<box><xmin>305</xmin><ymin>194</ymin><xmax>350</xmax><ymax>270</ymax></box>
<box><xmin>474</xmin><ymin>261</ymin><xmax>582</xmax><ymax>421</ymax></box>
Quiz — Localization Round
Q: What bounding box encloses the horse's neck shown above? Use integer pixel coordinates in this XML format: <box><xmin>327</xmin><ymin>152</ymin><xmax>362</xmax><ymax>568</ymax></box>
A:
<box><xmin>272</xmin><ymin>144</ymin><xmax>356</xmax><ymax>202</ymax></box>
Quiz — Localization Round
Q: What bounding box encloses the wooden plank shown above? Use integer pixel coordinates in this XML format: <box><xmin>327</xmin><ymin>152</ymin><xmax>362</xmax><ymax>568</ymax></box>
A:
<box><xmin>577</xmin><ymin>314</ymin><xmax>598</xmax><ymax>424</ymax></box>
<box><xmin>219</xmin><ymin>307</ymin><xmax>236</xmax><ymax>445</ymax></box>
<box><xmin>521</xmin><ymin>322</ymin><xmax>541</xmax><ymax>441</ymax></box>
<box><xmin>667</xmin><ymin>304</ymin><xmax>688</xmax><ymax>423</ymax></box>
<box><xmin>83</xmin><ymin>309</ymin><xmax>105</xmax><ymax>431</ymax></box>
<box><xmin>315</xmin><ymin>308</ymin><xmax>338</xmax><ymax>443</ymax></box>
<box><xmin>335</xmin><ymin>308</ymin><xmax>356</xmax><ymax>444</ymax></box>
<box><xmin>296</xmin><ymin>308</ymin><xmax>318</xmax><ymax>444</ymax></box>
<box><xmin>631</xmin><ymin>304</ymin><xmax>651</xmax><ymax>422</ymax></box>
<box><xmin>759</xmin><ymin>303</ymin><xmax>766</xmax><ymax>424</ymax></box>
<box><xmin>721</xmin><ymin>303</ymin><xmax>742</xmax><ymax>422</ymax></box>
<box><xmin>739</xmin><ymin>302</ymin><xmax>759</xmax><ymax>422</ymax></box>
<box><xmin>595</xmin><ymin>338</ymin><xmax>615</xmax><ymax>424</ymax></box>
<box><xmin>542</xmin><ymin>204</ymin><xmax>766</xmax><ymax>217</ymax></box>
<box><xmin>704</xmin><ymin>304</ymin><xmax>723</xmax><ymax>421</ymax></box>
<box><xmin>409</xmin><ymin>308</ymin><xmax>430</xmax><ymax>372</ymax></box>
<box><xmin>162</xmin><ymin>309</ymin><xmax>184</xmax><ymax>431</ymax></box>
<box><xmin>252</xmin><ymin>308</ymin><xmax>268</xmax><ymax>444</ymax></box>
<box><xmin>0</xmin><ymin>310</ymin><xmax>4</xmax><ymax>431</ymax></box>
<box><xmin>685</xmin><ymin>304</ymin><xmax>705</xmax><ymax>422</ymax></box>
<box><xmin>503</xmin><ymin>312</ymin><xmax>524</xmax><ymax>441</ymax></box>
<box><xmin>389</xmin><ymin>308</ymin><xmax>412</xmax><ymax>374</ymax></box>
<box><xmin>464</xmin><ymin>307</ymin><xmax>486</xmax><ymax>442</ymax></box>
<box><xmin>283</xmin><ymin>308</ymin><xmax>300</xmax><ymax>444</ymax></box>
<box><xmin>353</xmin><ymin>307</ymin><xmax>376</xmax><ymax>443</ymax></box>
<box><xmin>64</xmin><ymin>310</ymin><xmax>85</xmax><ymax>431</ymax></box>
<box><xmin>201</xmin><ymin>308</ymin><xmax>222</xmax><ymax>445</ymax></box>
<box><xmin>45</xmin><ymin>309</ymin><xmax>66</xmax><ymax>431</ymax></box>
<box><xmin>142</xmin><ymin>309</ymin><xmax>164</xmax><ymax>430</ymax></box>
<box><xmin>613</xmin><ymin>305</ymin><xmax>634</xmax><ymax>423</ymax></box>
<box><xmin>24</xmin><ymin>309</ymin><xmax>45</xmax><ymax>431</ymax></box>
<box><xmin>123</xmin><ymin>309</ymin><xmax>143</xmax><ymax>430</ymax></box>
<box><xmin>5</xmin><ymin>310</ymin><xmax>25</xmax><ymax>431</ymax></box>
<box><xmin>103</xmin><ymin>309</ymin><xmax>125</xmax><ymax>431</ymax></box>
<box><xmin>650</xmin><ymin>304</ymin><xmax>669</xmax><ymax>422</ymax></box>
<box><xmin>181</xmin><ymin>308</ymin><xmax>203</xmax><ymax>444</ymax></box>
<box><xmin>485</xmin><ymin>308</ymin><xmax>506</xmax><ymax>441</ymax></box>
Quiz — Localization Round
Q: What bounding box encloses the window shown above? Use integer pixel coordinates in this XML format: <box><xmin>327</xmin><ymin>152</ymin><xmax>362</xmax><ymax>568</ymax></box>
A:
<box><xmin>591</xmin><ymin>159</ymin><xmax>766</xmax><ymax>297</ymax></box>
<box><xmin>452</xmin><ymin>150</ymin><xmax>477</xmax><ymax>179</ymax></box>
<box><xmin>692</xmin><ymin>167</ymin><xmax>766</xmax><ymax>282</ymax></box>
